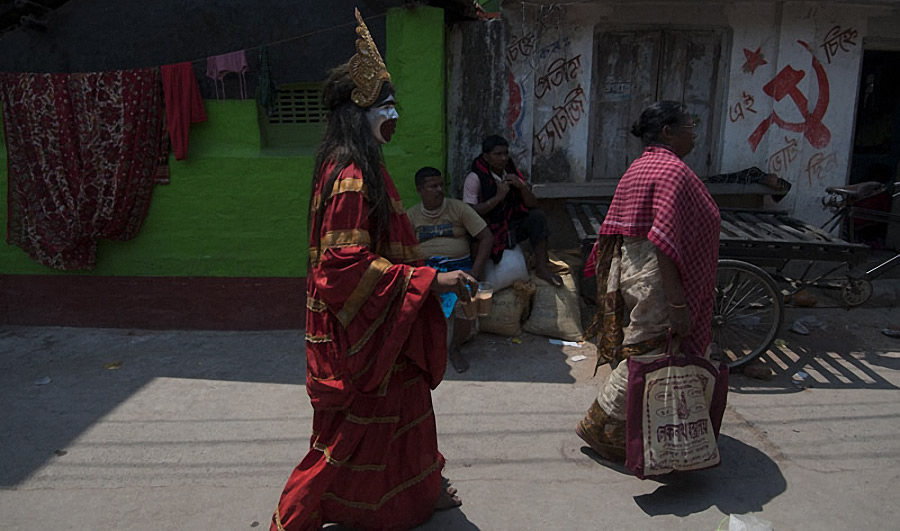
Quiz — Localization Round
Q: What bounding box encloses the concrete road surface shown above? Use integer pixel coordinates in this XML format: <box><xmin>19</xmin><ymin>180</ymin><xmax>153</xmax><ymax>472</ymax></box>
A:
<box><xmin>1</xmin><ymin>303</ymin><xmax>898</xmax><ymax>530</ymax></box>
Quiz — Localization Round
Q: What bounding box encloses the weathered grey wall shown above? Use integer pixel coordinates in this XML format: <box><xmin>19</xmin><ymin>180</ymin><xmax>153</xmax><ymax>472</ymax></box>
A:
<box><xmin>447</xmin><ymin>18</ymin><xmax>508</xmax><ymax>198</ymax></box>
<box><xmin>0</xmin><ymin>0</ymin><xmax>403</xmax><ymax>96</ymax></box>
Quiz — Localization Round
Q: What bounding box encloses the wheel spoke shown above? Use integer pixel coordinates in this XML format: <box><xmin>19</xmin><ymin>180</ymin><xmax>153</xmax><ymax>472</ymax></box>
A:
<box><xmin>723</xmin><ymin>282</ymin><xmax>770</xmax><ymax>318</ymax></box>
<box><xmin>714</xmin><ymin>262</ymin><xmax>784</xmax><ymax>368</ymax></box>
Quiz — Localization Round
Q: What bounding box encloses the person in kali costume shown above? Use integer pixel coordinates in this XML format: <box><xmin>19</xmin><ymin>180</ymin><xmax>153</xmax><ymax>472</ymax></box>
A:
<box><xmin>271</xmin><ymin>9</ymin><xmax>474</xmax><ymax>531</ymax></box>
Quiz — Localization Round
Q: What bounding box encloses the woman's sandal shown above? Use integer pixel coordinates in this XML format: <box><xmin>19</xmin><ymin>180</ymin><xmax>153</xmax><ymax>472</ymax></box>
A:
<box><xmin>576</xmin><ymin>423</ymin><xmax>626</xmax><ymax>463</ymax></box>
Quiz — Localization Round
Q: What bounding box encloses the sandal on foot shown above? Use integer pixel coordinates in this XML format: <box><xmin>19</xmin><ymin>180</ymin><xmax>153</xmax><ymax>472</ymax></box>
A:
<box><xmin>576</xmin><ymin>423</ymin><xmax>626</xmax><ymax>463</ymax></box>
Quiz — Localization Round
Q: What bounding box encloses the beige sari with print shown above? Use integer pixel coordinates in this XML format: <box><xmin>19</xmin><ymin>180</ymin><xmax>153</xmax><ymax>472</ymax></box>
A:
<box><xmin>577</xmin><ymin>236</ymin><xmax>672</xmax><ymax>461</ymax></box>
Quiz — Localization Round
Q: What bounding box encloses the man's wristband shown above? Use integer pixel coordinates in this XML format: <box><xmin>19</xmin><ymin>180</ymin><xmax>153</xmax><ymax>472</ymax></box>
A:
<box><xmin>669</xmin><ymin>302</ymin><xmax>687</xmax><ymax>309</ymax></box>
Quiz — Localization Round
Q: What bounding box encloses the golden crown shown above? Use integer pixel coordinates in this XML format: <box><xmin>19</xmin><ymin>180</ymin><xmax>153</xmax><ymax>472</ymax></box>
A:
<box><xmin>349</xmin><ymin>8</ymin><xmax>392</xmax><ymax>108</ymax></box>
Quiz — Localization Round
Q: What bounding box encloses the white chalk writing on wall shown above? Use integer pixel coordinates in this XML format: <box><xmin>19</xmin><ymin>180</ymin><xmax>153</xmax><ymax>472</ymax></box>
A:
<box><xmin>602</xmin><ymin>78</ymin><xmax>630</xmax><ymax>102</ymax></box>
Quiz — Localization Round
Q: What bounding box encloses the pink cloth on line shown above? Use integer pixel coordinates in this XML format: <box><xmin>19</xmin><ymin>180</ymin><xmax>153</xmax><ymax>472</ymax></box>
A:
<box><xmin>206</xmin><ymin>51</ymin><xmax>248</xmax><ymax>99</ymax></box>
<box><xmin>161</xmin><ymin>62</ymin><xmax>207</xmax><ymax>160</ymax></box>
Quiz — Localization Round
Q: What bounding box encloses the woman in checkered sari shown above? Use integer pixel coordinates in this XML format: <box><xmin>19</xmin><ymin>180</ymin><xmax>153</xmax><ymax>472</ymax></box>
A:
<box><xmin>576</xmin><ymin>101</ymin><xmax>721</xmax><ymax>463</ymax></box>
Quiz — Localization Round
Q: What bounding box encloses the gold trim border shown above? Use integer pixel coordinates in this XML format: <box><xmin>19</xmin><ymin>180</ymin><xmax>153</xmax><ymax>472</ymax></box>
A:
<box><xmin>321</xmin><ymin>457</ymin><xmax>441</xmax><ymax>511</ymax></box>
<box><xmin>313</xmin><ymin>441</ymin><xmax>387</xmax><ymax>472</ymax></box>
<box><xmin>337</xmin><ymin>257</ymin><xmax>393</xmax><ymax>327</ymax></box>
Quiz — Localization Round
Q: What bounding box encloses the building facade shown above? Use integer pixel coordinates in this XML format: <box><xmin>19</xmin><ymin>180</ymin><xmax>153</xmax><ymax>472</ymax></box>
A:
<box><xmin>0</xmin><ymin>1</ymin><xmax>467</xmax><ymax>328</ymax></box>
<box><xmin>448</xmin><ymin>0</ymin><xmax>900</xmax><ymax>226</ymax></box>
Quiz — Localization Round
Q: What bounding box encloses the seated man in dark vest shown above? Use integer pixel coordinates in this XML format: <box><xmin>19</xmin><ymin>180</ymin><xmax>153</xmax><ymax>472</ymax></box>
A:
<box><xmin>462</xmin><ymin>135</ymin><xmax>562</xmax><ymax>287</ymax></box>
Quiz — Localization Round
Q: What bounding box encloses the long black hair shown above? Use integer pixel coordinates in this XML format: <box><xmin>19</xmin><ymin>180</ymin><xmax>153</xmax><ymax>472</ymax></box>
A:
<box><xmin>309</xmin><ymin>62</ymin><xmax>393</xmax><ymax>255</ymax></box>
<box><xmin>630</xmin><ymin>101</ymin><xmax>689</xmax><ymax>145</ymax></box>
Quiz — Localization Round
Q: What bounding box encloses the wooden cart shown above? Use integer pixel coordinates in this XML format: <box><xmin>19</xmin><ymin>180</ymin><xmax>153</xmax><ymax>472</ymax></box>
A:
<box><xmin>567</xmin><ymin>201</ymin><xmax>872</xmax><ymax>368</ymax></box>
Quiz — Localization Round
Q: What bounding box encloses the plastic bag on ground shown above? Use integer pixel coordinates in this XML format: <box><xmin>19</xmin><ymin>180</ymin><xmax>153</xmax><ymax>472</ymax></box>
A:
<box><xmin>483</xmin><ymin>245</ymin><xmax>530</xmax><ymax>292</ymax></box>
<box><xmin>717</xmin><ymin>514</ymin><xmax>773</xmax><ymax>531</ymax></box>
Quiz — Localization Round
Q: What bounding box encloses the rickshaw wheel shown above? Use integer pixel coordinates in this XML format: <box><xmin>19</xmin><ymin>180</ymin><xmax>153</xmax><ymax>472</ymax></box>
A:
<box><xmin>841</xmin><ymin>279</ymin><xmax>873</xmax><ymax>307</ymax></box>
<box><xmin>711</xmin><ymin>260</ymin><xmax>784</xmax><ymax>368</ymax></box>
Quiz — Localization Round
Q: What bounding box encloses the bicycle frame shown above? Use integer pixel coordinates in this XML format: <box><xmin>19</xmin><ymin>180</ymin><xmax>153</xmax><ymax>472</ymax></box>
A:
<box><xmin>821</xmin><ymin>181</ymin><xmax>900</xmax><ymax>283</ymax></box>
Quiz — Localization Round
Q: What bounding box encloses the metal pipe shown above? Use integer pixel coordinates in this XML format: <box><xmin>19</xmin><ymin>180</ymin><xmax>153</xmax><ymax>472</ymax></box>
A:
<box><xmin>864</xmin><ymin>253</ymin><xmax>900</xmax><ymax>281</ymax></box>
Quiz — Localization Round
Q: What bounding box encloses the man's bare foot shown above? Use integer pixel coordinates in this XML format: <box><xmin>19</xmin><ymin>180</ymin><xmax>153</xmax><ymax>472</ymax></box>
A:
<box><xmin>435</xmin><ymin>477</ymin><xmax>462</xmax><ymax>510</ymax></box>
<box><xmin>536</xmin><ymin>268</ymin><xmax>563</xmax><ymax>288</ymax></box>
<box><xmin>449</xmin><ymin>349</ymin><xmax>469</xmax><ymax>373</ymax></box>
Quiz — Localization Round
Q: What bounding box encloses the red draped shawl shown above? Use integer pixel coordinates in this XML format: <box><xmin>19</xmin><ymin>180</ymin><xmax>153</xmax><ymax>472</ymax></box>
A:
<box><xmin>586</xmin><ymin>146</ymin><xmax>720</xmax><ymax>356</ymax></box>
<box><xmin>273</xmin><ymin>163</ymin><xmax>448</xmax><ymax>531</ymax></box>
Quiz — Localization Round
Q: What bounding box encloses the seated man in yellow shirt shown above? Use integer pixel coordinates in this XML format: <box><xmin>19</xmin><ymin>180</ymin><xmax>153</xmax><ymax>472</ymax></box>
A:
<box><xmin>407</xmin><ymin>167</ymin><xmax>492</xmax><ymax>373</ymax></box>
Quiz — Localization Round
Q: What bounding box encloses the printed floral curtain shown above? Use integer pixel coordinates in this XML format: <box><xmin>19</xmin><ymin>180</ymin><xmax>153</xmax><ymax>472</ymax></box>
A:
<box><xmin>0</xmin><ymin>69</ymin><xmax>165</xmax><ymax>270</ymax></box>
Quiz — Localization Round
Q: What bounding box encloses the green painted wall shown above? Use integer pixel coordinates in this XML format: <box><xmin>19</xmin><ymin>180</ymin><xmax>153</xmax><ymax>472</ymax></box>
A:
<box><xmin>384</xmin><ymin>6</ymin><xmax>447</xmax><ymax>206</ymax></box>
<box><xmin>0</xmin><ymin>6</ymin><xmax>446</xmax><ymax>278</ymax></box>
<box><xmin>0</xmin><ymin>102</ymin><xmax>312</xmax><ymax>277</ymax></box>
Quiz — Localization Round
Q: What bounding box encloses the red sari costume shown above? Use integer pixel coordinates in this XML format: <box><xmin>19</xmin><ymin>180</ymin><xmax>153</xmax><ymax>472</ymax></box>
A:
<box><xmin>272</xmin><ymin>162</ymin><xmax>448</xmax><ymax>531</ymax></box>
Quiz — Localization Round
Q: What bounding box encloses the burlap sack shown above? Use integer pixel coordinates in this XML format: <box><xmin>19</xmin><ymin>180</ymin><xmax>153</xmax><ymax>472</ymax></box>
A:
<box><xmin>478</xmin><ymin>280</ymin><xmax>536</xmax><ymax>337</ymax></box>
<box><xmin>522</xmin><ymin>271</ymin><xmax>584</xmax><ymax>341</ymax></box>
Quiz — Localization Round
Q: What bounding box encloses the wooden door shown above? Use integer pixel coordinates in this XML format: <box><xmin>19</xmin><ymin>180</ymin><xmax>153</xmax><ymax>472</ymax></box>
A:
<box><xmin>590</xmin><ymin>31</ymin><xmax>661</xmax><ymax>181</ymax></box>
<box><xmin>658</xmin><ymin>30</ymin><xmax>721</xmax><ymax>177</ymax></box>
<box><xmin>590</xmin><ymin>29</ymin><xmax>721</xmax><ymax>181</ymax></box>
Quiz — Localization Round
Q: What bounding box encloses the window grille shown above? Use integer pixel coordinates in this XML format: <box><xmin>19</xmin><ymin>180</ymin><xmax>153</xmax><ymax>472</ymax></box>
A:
<box><xmin>269</xmin><ymin>84</ymin><xmax>325</xmax><ymax>125</ymax></box>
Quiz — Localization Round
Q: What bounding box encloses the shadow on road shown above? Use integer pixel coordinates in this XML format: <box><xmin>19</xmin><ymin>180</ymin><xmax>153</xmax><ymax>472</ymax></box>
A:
<box><xmin>443</xmin><ymin>331</ymin><xmax>580</xmax><ymax>384</ymax></box>
<box><xmin>0</xmin><ymin>323</ymin><xmax>582</xmax><ymax>490</ymax></box>
<box><xmin>417</xmin><ymin>507</ymin><xmax>481</xmax><ymax>530</ymax></box>
<box><xmin>0</xmin><ymin>327</ymin><xmax>305</xmax><ymax>487</ymax></box>
<box><xmin>729</xmin><ymin>308</ymin><xmax>899</xmax><ymax>394</ymax></box>
<box><xmin>631</xmin><ymin>435</ymin><xmax>786</xmax><ymax>517</ymax></box>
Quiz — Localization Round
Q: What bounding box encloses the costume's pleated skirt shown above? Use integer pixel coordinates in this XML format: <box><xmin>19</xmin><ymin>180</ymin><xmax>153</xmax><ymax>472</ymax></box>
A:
<box><xmin>272</xmin><ymin>362</ymin><xmax>443</xmax><ymax>531</ymax></box>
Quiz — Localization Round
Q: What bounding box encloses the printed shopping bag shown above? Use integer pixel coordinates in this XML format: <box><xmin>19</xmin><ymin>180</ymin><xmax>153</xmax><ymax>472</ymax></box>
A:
<box><xmin>624</xmin><ymin>351</ymin><xmax>728</xmax><ymax>479</ymax></box>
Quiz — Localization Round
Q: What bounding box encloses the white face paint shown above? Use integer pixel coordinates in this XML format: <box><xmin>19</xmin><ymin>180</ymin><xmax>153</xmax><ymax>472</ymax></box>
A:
<box><xmin>366</xmin><ymin>95</ymin><xmax>399</xmax><ymax>144</ymax></box>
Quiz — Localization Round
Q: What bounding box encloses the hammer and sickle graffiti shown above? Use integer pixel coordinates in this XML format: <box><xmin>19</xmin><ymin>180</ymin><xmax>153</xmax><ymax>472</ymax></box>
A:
<box><xmin>748</xmin><ymin>41</ymin><xmax>831</xmax><ymax>152</ymax></box>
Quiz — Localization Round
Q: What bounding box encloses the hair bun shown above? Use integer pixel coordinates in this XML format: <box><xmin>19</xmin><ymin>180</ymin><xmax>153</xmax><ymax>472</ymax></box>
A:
<box><xmin>630</xmin><ymin>121</ymin><xmax>643</xmax><ymax>139</ymax></box>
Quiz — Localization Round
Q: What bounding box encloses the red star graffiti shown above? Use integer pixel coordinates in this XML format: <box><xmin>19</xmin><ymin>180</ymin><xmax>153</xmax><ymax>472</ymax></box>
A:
<box><xmin>748</xmin><ymin>41</ymin><xmax>831</xmax><ymax>152</ymax></box>
<box><xmin>742</xmin><ymin>47</ymin><xmax>767</xmax><ymax>75</ymax></box>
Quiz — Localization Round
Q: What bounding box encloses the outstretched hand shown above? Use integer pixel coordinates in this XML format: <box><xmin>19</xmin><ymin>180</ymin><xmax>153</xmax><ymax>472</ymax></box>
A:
<box><xmin>432</xmin><ymin>270</ymin><xmax>478</xmax><ymax>304</ymax></box>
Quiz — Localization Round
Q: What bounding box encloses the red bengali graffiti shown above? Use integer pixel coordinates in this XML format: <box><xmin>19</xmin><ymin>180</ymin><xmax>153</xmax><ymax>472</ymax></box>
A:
<box><xmin>748</xmin><ymin>41</ymin><xmax>831</xmax><ymax>152</ymax></box>
<box><xmin>806</xmin><ymin>152</ymin><xmax>839</xmax><ymax>185</ymax></box>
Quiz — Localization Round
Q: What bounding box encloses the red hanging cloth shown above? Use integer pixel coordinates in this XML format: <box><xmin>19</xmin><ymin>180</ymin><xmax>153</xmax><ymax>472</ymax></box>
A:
<box><xmin>161</xmin><ymin>61</ymin><xmax>207</xmax><ymax>160</ymax></box>
<box><xmin>0</xmin><ymin>69</ymin><xmax>166</xmax><ymax>270</ymax></box>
